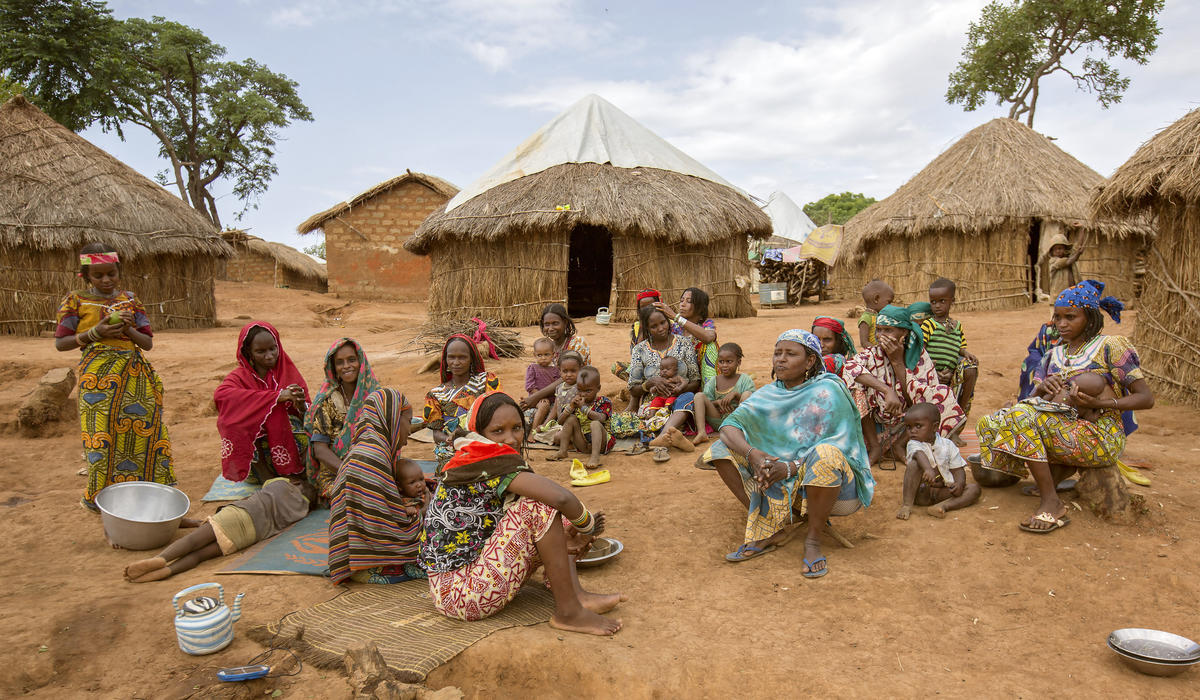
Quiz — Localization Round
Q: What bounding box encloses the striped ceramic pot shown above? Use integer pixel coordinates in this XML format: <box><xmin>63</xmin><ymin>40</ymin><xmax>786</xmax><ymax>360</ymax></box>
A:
<box><xmin>173</xmin><ymin>583</ymin><xmax>245</xmax><ymax>655</ymax></box>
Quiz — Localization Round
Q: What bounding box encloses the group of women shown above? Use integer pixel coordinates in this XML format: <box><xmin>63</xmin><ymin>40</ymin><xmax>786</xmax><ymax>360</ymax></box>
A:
<box><xmin>203</xmin><ymin>278</ymin><xmax>1158</xmax><ymax>633</ymax></box>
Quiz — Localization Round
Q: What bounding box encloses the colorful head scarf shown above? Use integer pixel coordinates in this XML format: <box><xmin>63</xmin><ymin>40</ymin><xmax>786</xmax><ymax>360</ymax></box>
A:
<box><xmin>439</xmin><ymin>333</ymin><xmax>487</xmax><ymax>383</ymax></box>
<box><xmin>875</xmin><ymin>304</ymin><xmax>925</xmax><ymax>370</ymax></box>
<box><xmin>440</xmin><ymin>393</ymin><xmax>529</xmax><ymax>486</ymax></box>
<box><xmin>776</xmin><ymin>328</ymin><xmax>823</xmax><ymax>358</ymax></box>
<box><xmin>908</xmin><ymin>302</ymin><xmax>933</xmax><ymax>323</ymax></box>
<box><xmin>80</xmin><ymin>252</ymin><xmax>119</xmax><ymax>266</ymax></box>
<box><xmin>304</xmin><ymin>338</ymin><xmax>381</xmax><ymax>460</ymax></box>
<box><xmin>811</xmin><ymin>316</ymin><xmax>856</xmax><ymax>356</ymax></box>
<box><xmin>1055</xmin><ymin>279</ymin><xmax>1123</xmax><ymax>323</ymax></box>
<box><xmin>636</xmin><ymin>288</ymin><xmax>661</xmax><ymax>303</ymax></box>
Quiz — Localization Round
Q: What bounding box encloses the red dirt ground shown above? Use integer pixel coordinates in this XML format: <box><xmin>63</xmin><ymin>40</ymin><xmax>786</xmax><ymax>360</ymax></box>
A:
<box><xmin>1</xmin><ymin>280</ymin><xmax>1197</xmax><ymax>698</ymax></box>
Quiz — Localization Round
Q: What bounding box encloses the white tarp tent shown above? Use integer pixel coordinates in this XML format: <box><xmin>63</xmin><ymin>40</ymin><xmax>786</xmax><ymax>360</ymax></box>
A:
<box><xmin>445</xmin><ymin>94</ymin><xmax>747</xmax><ymax>211</ymax></box>
<box><xmin>761</xmin><ymin>191</ymin><xmax>816</xmax><ymax>245</ymax></box>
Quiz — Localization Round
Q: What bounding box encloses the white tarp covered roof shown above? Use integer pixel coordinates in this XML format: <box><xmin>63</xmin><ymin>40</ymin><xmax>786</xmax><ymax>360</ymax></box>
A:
<box><xmin>446</xmin><ymin>94</ymin><xmax>745</xmax><ymax>211</ymax></box>
<box><xmin>761</xmin><ymin>191</ymin><xmax>817</xmax><ymax>244</ymax></box>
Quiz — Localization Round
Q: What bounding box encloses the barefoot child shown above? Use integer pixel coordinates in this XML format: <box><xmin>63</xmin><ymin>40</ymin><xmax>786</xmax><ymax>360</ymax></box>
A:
<box><xmin>551</xmin><ymin>366</ymin><xmax>615</xmax><ymax>467</ymax></box>
<box><xmin>531</xmin><ymin>351</ymin><xmax>582</xmax><ymax>444</ymax></box>
<box><xmin>637</xmin><ymin>356</ymin><xmax>682</xmax><ymax>433</ymax></box>
<box><xmin>395</xmin><ymin>458</ymin><xmax>430</xmax><ymax>518</ymax></box>
<box><xmin>55</xmin><ymin>244</ymin><xmax>176</xmax><ymax>513</ymax></box>
<box><xmin>898</xmin><ymin>403</ymin><xmax>980</xmax><ymax>520</ymax></box>
<box><xmin>696</xmin><ymin>343</ymin><xmax>755</xmax><ymax>443</ymax></box>
<box><xmin>922</xmin><ymin>278</ymin><xmax>979</xmax><ymax>443</ymax></box>
<box><xmin>124</xmin><ymin>475</ymin><xmax>317</xmax><ymax>583</ymax></box>
<box><xmin>524</xmin><ymin>337</ymin><xmax>559</xmax><ymax>430</ymax></box>
<box><xmin>858</xmin><ymin>279</ymin><xmax>894</xmax><ymax>349</ymax></box>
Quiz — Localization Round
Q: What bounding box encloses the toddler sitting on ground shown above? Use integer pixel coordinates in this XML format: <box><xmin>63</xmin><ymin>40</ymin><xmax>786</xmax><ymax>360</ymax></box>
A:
<box><xmin>550</xmin><ymin>366</ymin><xmax>615</xmax><ymax>467</ymax></box>
<box><xmin>898</xmin><ymin>403</ymin><xmax>981</xmax><ymax>520</ymax></box>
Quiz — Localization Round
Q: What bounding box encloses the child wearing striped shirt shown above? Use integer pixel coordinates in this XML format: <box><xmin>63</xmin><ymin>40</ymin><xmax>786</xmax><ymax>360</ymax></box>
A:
<box><xmin>922</xmin><ymin>278</ymin><xmax>978</xmax><ymax>444</ymax></box>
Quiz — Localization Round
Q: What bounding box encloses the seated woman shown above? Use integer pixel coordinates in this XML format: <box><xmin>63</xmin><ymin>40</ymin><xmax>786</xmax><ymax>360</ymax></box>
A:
<box><xmin>521</xmin><ymin>304</ymin><xmax>590</xmax><ymax>413</ymax></box>
<box><xmin>1018</xmin><ymin>312</ymin><xmax>1063</xmax><ymax>400</ymax></box>
<box><xmin>304</xmin><ymin>338</ymin><xmax>381</xmax><ymax>506</ymax></box>
<box><xmin>328</xmin><ymin>388</ymin><xmax>424</xmax><ymax>583</ymax></box>
<box><xmin>611</xmin><ymin>288</ymin><xmax>661</xmax><ymax>382</ymax></box>
<box><xmin>975</xmin><ymin>280</ymin><xmax>1155</xmax><ymax>533</ymax></box>
<box><xmin>421</xmin><ymin>392</ymin><xmax>624</xmax><ymax>636</ymax></box>
<box><xmin>424</xmin><ymin>334</ymin><xmax>501</xmax><ymax>467</ymax></box>
<box><xmin>842</xmin><ymin>304</ymin><xmax>964</xmax><ymax>467</ymax></box>
<box><xmin>656</xmin><ymin>287</ymin><xmax>719</xmax><ymax>383</ymax></box>
<box><xmin>626</xmin><ymin>306</ymin><xmax>702</xmax><ymax>456</ymax></box>
<box><xmin>702</xmin><ymin>330</ymin><xmax>873</xmax><ymax>577</ymax></box>
<box><xmin>215</xmin><ymin>322</ymin><xmax>310</xmax><ymax>483</ymax></box>
<box><xmin>811</xmin><ymin>316</ymin><xmax>856</xmax><ymax>375</ymax></box>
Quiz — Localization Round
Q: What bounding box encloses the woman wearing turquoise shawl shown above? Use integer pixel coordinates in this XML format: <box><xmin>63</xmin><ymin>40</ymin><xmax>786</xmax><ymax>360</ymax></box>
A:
<box><xmin>701</xmin><ymin>329</ymin><xmax>874</xmax><ymax>577</ymax></box>
<box><xmin>843</xmin><ymin>304</ymin><xmax>964</xmax><ymax>466</ymax></box>
<box><xmin>304</xmin><ymin>338</ymin><xmax>381</xmax><ymax>506</ymax></box>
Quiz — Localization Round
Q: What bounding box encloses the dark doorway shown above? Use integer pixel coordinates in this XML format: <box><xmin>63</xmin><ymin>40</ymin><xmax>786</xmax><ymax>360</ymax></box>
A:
<box><xmin>1026</xmin><ymin>218</ymin><xmax>1041</xmax><ymax>303</ymax></box>
<box><xmin>567</xmin><ymin>224</ymin><xmax>613</xmax><ymax>317</ymax></box>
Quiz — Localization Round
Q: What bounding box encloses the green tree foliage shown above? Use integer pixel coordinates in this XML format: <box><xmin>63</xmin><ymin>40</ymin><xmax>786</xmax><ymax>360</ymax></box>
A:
<box><xmin>303</xmin><ymin>239</ymin><xmax>326</xmax><ymax>260</ymax></box>
<box><xmin>946</xmin><ymin>0</ymin><xmax>1163</xmax><ymax>127</ymax></box>
<box><xmin>0</xmin><ymin>2</ymin><xmax>313</xmax><ymax>228</ymax></box>
<box><xmin>803</xmin><ymin>192</ymin><xmax>877</xmax><ymax>226</ymax></box>
<box><xmin>0</xmin><ymin>74</ymin><xmax>29</xmax><ymax>102</ymax></box>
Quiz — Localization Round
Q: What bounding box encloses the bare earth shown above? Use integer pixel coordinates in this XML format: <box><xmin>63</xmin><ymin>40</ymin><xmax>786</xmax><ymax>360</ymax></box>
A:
<box><xmin>1</xmin><ymin>281</ymin><xmax>1197</xmax><ymax>698</ymax></box>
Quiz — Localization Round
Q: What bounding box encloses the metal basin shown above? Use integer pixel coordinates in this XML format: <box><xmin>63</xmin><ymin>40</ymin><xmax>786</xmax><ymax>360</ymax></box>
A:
<box><xmin>1109</xmin><ymin>628</ymin><xmax>1200</xmax><ymax>662</ymax></box>
<box><xmin>1108</xmin><ymin>641</ymin><xmax>1198</xmax><ymax>677</ymax></box>
<box><xmin>95</xmin><ymin>482</ymin><xmax>190</xmax><ymax>550</ymax></box>
<box><xmin>577</xmin><ymin>536</ymin><xmax>623</xmax><ymax>568</ymax></box>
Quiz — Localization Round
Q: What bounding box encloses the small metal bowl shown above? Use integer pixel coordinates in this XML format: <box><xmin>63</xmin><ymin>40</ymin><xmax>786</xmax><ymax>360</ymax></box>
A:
<box><xmin>577</xmin><ymin>536</ymin><xmax>623</xmax><ymax>568</ymax></box>
<box><xmin>1109</xmin><ymin>628</ymin><xmax>1200</xmax><ymax>662</ymax></box>
<box><xmin>95</xmin><ymin>482</ymin><xmax>190</xmax><ymax>550</ymax></box>
<box><xmin>1108</xmin><ymin>641</ymin><xmax>1199</xmax><ymax>677</ymax></box>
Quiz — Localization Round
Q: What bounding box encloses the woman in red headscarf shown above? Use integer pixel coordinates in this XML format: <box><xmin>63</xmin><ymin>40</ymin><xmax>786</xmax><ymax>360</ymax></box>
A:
<box><xmin>215</xmin><ymin>322</ymin><xmax>311</xmax><ymax>483</ymax></box>
<box><xmin>610</xmin><ymin>288</ymin><xmax>661</xmax><ymax>381</ymax></box>
<box><xmin>423</xmin><ymin>334</ymin><xmax>501</xmax><ymax>466</ymax></box>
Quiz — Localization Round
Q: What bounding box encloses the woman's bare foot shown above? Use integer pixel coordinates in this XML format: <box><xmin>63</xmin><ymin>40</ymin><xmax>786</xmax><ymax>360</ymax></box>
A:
<box><xmin>125</xmin><ymin>557</ymin><xmax>166</xmax><ymax>581</ymax></box>
<box><xmin>585</xmin><ymin>456</ymin><xmax>602</xmax><ymax>468</ymax></box>
<box><xmin>547</xmin><ymin>451</ymin><xmax>567</xmax><ymax>462</ymax></box>
<box><xmin>578</xmin><ymin>591</ymin><xmax>627</xmax><ymax>614</ymax></box>
<box><xmin>667</xmin><ymin>428</ymin><xmax>695</xmax><ymax>453</ymax></box>
<box><xmin>129</xmin><ymin>567</ymin><xmax>172</xmax><ymax>583</ymax></box>
<box><xmin>927</xmin><ymin>504</ymin><xmax>947</xmax><ymax>519</ymax></box>
<box><xmin>896</xmin><ymin>505</ymin><xmax>911</xmax><ymax>520</ymax></box>
<box><xmin>181</xmin><ymin>517</ymin><xmax>202</xmax><ymax>528</ymax></box>
<box><xmin>549</xmin><ymin>608</ymin><xmax>622</xmax><ymax>636</ymax></box>
<box><xmin>692</xmin><ymin>431</ymin><xmax>709</xmax><ymax>446</ymax></box>
<box><xmin>648</xmin><ymin>432</ymin><xmax>672</xmax><ymax>448</ymax></box>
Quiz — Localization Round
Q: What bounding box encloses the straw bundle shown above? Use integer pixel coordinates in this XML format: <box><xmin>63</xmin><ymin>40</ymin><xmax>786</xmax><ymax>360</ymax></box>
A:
<box><xmin>1093</xmin><ymin>107</ymin><xmax>1200</xmax><ymax>408</ymax></box>
<box><xmin>842</xmin><ymin>118</ymin><xmax>1152</xmax><ymax>310</ymax></box>
<box><xmin>412</xmin><ymin>318</ymin><xmax>524</xmax><ymax>358</ymax></box>
<box><xmin>0</xmin><ymin>96</ymin><xmax>231</xmax><ymax>334</ymax></box>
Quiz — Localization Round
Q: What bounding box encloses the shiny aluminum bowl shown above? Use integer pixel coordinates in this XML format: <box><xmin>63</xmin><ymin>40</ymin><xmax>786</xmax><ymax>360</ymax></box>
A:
<box><xmin>95</xmin><ymin>482</ymin><xmax>190</xmax><ymax>550</ymax></box>
<box><xmin>1109</xmin><ymin>628</ymin><xmax>1200</xmax><ymax>662</ymax></box>
<box><xmin>576</xmin><ymin>536</ymin><xmax>623</xmax><ymax>568</ymax></box>
<box><xmin>1108</xmin><ymin>641</ymin><xmax>1199</xmax><ymax>677</ymax></box>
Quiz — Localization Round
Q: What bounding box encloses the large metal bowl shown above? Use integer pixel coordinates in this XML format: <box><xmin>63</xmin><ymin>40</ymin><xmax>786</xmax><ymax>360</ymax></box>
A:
<box><xmin>1109</xmin><ymin>628</ymin><xmax>1200</xmax><ymax>662</ymax></box>
<box><xmin>1108</xmin><ymin>641</ymin><xmax>1198</xmax><ymax>677</ymax></box>
<box><xmin>95</xmin><ymin>482</ymin><xmax>190</xmax><ymax>550</ymax></box>
<box><xmin>576</xmin><ymin>536</ymin><xmax>623</xmax><ymax>569</ymax></box>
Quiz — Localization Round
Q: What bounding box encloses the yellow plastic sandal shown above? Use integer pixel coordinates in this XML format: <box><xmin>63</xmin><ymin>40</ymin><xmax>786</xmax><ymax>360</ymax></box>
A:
<box><xmin>571</xmin><ymin>469</ymin><xmax>611</xmax><ymax>487</ymax></box>
<box><xmin>569</xmin><ymin>458</ymin><xmax>589</xmax><ymax>481</ymax></box>
<box><xmin>1118</xmin><ymin>461</ymin><xmax>1151</xmax><ymax>487</ymax></box>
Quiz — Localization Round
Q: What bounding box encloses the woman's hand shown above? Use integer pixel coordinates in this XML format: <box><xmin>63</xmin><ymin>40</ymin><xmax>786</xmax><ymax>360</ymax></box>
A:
<box><xmin>642</xmin><ymin>376</ymin><xmax>668</xmax><ymax>395</ymax></box>
<box><xmin>519</xmin><ymin>395</ymin><xmax>532</xmax><ymax>410</ymax></box>
<box><xmin>883</xmin><ymin>387</ymin><xmax>903</xmax><ymax>415</ymax></box>
<box><xmin>878</xmin><ymin>333</ymin><xmax>903</xmax><ymax>360</ymax></box>
<box><xmin>754</xmin><ymin>459</ymin><xmax>789</xmax><ymax>492</ymax></box>
<box><xmin>653</xmin><ymin>301</ymin><xmax>678</xmax><ymax>321</ymax></box>
<box><xmin>1040</xmin><ymin>374</ymin><xmax>1066</xmax><ymax>398</ymax></box>
<box><xmin>93</xmin><ymin>319</ymin><xmax>126</xmax><ymax>339</ymax></box>
<box><xmin>277</xmin><ymin>384</ymin><xmax>304</xmax><ymax>405</ymax></box>
<box><xmin>1068</xmin><ymin>383</ymin><xmax>1114</xmax><ymax>410</ymax></box>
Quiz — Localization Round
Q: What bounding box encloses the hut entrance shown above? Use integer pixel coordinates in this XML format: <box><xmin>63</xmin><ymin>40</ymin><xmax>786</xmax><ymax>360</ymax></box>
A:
<box><xmin>567</xmin><ymin>224</ymin><xmax>613</xmax><ymax>317</ymax></box>
<box><xmin>1026</xmin><ymin>219</ymin><xmax>1042</xmax><ymax>303</ymax></box>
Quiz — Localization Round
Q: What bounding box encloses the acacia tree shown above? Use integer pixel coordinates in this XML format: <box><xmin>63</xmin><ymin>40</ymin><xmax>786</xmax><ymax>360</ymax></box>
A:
<box><xmin>0</xmin><ymin>2</ymin><xmax>312</xmax><ymax>228</ymax></box>
<box><xmin>803</xmin><ymin>192</ymin><xmax>876</xmax><ymax>226</ymax></box>
<box><xmin>946</xmin><ymin>0</ymin><xmax>1163</xmax><ymax>127</ymax></box>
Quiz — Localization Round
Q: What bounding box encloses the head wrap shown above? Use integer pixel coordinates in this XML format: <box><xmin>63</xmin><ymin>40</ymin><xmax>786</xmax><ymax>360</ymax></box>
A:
<box><xmin>304</xmin><ymin>338</ymin><xmax>382</xmax><ymax>480</ymax></box>
<box><xmin>439</xmin><ymin>333</ymin><xmax>487</xmax><ymax>383</ymax></box>
<box><xmin>812</xmin><ymin>316</ymin><xmax>856</xmax><ymax>356</ymax></box>
<box><xmin>776</xmin><ymin>329</ymin><xmax>823</xmax><ymax>358</ymax></box>
<box><xmin>908</xmin><ymin>302</ymin><xmax>933</xmax><ymax>323</ymax></box>
<box><xmin>636</xmin><ymin>288</ymin><xmax>661</xmax><ymax>302</ymax></box>
<box><xmin>439</xmin><ymin>392</ymin><xmax>529</xmax><ymax>486</ymax></box>
<box><xmin>875</xmin><ymin>304</ymin><xmax>926</xmax><ymax>370</ymax></box>
<box><xmin>1055</xmin><ymin>279</ymin><xmax>1123</xmax><ymax>323</ymax></box>
<box><xmin>80</xmin><ymin>252</ymin><xmax>119</xmax><ymax>266</ymax></box>
<box><xmin>467</xmin><ymin>390</ymin><xmax>498</xmax><ymax>433</ymax></box>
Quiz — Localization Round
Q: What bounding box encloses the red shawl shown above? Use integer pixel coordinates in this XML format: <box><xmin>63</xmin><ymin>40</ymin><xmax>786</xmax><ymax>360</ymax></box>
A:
<box><xmin>215</xmin><ymin>321</ymin><xmax>309</xmax><ymax>481</ymax></box>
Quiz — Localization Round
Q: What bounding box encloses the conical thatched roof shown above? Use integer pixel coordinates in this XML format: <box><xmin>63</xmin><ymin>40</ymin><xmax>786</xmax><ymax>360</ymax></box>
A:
<box><xmin>1093</xmin><ymin>107</ymin><xmax>1200</xmax><ymax>216</ymax></box>
<box><xmin>297</xmin><ymin>170</ymin><xmax>458</xmax><ymax>235</ymax></box>
<box><xmin>843</xmin><ymin>118</ymin><xmax>1151</xmax><ymax>262</ymax></box>
<box><xmin>220</xmin><ymin>230</ymin><xmax>326</xmax><ymax>281</ymax></box>
<box><xmin>0</xmin><ymin>95</ymin><xmax>230</xmax><ymax>258</ymax></box>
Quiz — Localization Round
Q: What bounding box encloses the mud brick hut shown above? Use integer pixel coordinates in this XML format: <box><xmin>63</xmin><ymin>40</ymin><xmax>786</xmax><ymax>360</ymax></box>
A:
<box><xmin>1093</xmin><ymin>107</ymin><xmax>1200</xmax><ymax>409</ymax></box>
<box><xmin>298</xmin><ymin>171</ymin><xmax>457</xmax><ymax>300</ymax></box>
<box><xmin>840</xmin><ymin>118</ymin><xmax>1152</xmax><ymax>310</ymax></box>
<box><xmin>0</xmin><ymin>96</ymin><xmax>231</xmax><ymax>335</ymax></box>
<box><xmin>219</xmin><ymin>230</ymin><xmax>327</xmax><ymax>293</ymax></box>
<box><xmin>404</xmin><ymin>95</ymin><xmax>770</xmax><ymax>325</ymax></box>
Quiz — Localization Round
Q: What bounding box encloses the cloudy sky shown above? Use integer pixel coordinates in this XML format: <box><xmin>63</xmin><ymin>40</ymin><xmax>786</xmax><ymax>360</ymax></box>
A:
<box><xmin>88</xmin><ymin>0</ymin><xmax>1199</xmax><ymax>252</ymax></box>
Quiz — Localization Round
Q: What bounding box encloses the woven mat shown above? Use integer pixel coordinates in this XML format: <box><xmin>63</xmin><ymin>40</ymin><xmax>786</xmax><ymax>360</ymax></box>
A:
<box><xmin>249</xmin><ymin>581</ymin><xmax>555</xmax><ymax>681</ymax></box>
<box><xmin>217</xmin><ymin>510</ymin><xmax>330</xmax><ymax>576</ymax></box>
<box><xmin>202</xmin><ymin>474</ymin><xmax>261</xmax><ymax>502</ymax></box>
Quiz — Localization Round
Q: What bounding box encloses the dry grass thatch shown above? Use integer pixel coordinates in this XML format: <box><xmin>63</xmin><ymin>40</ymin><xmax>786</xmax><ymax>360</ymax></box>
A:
<box><xmin>0</xmin><ymin>95</ymin><xmax>231</xmax><ymax>334</ymax></box>
<box><xmin>405</xmin><ymin>162</ymin><xmax>770</xmax><ymax>254</ymax></box>
<box><xmin>221</xmin><ymin>230</ymin><xmax>327</xmax><ymax>281</ymax></box>
<box><xmin>1092</xmin><ymin>108</ymin><xmax>1200</xmax><ymax>408</ymax></box>
<box><xmin>297</xmin><ymin>170</ymin><xmax>459</xmax><ymax>235</ymax></box>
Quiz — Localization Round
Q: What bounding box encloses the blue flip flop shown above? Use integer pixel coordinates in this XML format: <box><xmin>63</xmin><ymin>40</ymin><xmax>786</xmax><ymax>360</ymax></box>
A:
<box><xmin>725</xmin><ymin>543</ymin><xmax>776</xmax><ymax>562</ymax></box>
<box><xmin>802</xmin><ymin>556</ymin><xmax>828</xmax><ymax>578</ymax></box>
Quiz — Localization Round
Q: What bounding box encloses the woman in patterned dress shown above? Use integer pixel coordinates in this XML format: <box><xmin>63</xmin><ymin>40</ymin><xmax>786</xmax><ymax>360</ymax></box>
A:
<box><xmin>424</xmin><ymin>334</ymin><xmax>501</xmax><ymax>466</ymax></box>
<box><xmin>622</xmin><ymin>306</ymin><xmax>702</xmax><ymax>454</ymax></box>
<box><xmin>421</xmin><ymin>392</ymin><xmax>624</xmax><ymax>635</ymax></box>
<box><xmin>303</xmin><ymin>338</ymin><xmax>381</xmax><ymax>506</ymax></box>
<box><xmin>975</xmin><ymin>280</ymin><xmax>1155</xmax><ymax>533</ymax></box>
<box><xmin>655</xmin><ymin>287</ymin><xmax>719</xmax><ymax>383</ymax></box>
<box><xmin>520</xmin><ymin>303</ymin><xmax>590</xmax><ymax>414</ymax></box>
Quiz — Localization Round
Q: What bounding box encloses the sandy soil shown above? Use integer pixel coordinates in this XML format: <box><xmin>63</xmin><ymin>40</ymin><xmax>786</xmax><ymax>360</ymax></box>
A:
<box><xmin>1</xmin><ymin>280</ymin><xmax>1198</xmax><ymax>698</ymax></box>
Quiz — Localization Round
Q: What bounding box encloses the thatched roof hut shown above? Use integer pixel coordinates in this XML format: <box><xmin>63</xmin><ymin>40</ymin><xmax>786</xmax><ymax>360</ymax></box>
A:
<box><xmin>0</xmin><ymin>95</ymin><xmax>231</xmax><ymax>335</ymax></box>
<box><xmin>1093</xmin><ymin>107</ymin><xmax>1200</xmax><ymax>408</ymax></box>
<box><xmin>841</xmin><ymin>118</ymin><xmax>1152</xmax><ymax>309</ymax></box>
<box><xmin>405</xmin><ymin>95</ymin><xmax>770</xmax><ymax>324</ymax></box>
<box><xmin>219</xmin><ymin>230</ymin><xmax>327</xmax><ymax>293</ymax></box>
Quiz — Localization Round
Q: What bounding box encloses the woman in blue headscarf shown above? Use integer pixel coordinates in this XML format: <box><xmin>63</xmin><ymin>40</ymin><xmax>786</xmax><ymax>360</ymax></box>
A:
<box><xmin>700</xmin><ymin>329</ymin><xmax>874</xmax><ymax>577</ymax></box>
<box><xmin>843</xmin><ymin>304</ymin><xmax>965</xmax><ymax>466</ymax></box>
<box><xmin>974</xmin><ymin>280</ymin><xmax>1155</xmax><ymax>534</ymax></box>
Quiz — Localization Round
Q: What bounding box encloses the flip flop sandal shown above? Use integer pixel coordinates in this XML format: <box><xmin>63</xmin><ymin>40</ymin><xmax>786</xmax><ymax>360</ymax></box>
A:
<box><xmin>571</xmin><ymin>469</ymin><xmax>611</xmax><ymax>487</ymax></box>
<box><xmin>652</xmin><ymin>446</ymin><xmax>670</xmax><ymax>462</ymax></box>
<box><xmin>627</xmin><ymin>443</ymin><xmax>649</xmax><ymax>456</ymax></box>
<box><xmin>802</xmin><ymin>556</ymin><xmax>828</xmax><ymax>578</ymax></box>
<box><xmin>725</xmin><ymin>543</ymin><xmax>777</xmax><ymax>562</ymax></box>
<box><xmin>876</xmin><ymin>461</ymin><xmax>897</xmax><ymax>471</ymax></box>
<box><xmin>1018</xmin><ymin>512</ymin><xmax>1071</xmax><ymax>533</ymax></box>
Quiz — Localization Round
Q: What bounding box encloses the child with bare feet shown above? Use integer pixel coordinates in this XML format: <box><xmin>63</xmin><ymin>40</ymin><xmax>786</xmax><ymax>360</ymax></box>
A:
<box><xmin>394</xmin><ymin>458</ymin><xmax>430</xmax><ymax>518</ymax></box>
<box><xmin>523</xmin><ymin>337</ymin><xmax>558</xmax><ymax>430</ymax></box>
<box><xmin>644</xmin><ymin>356</ymin><xmax>698</xmax><ymax>455</ymax></box>
<box><xmin>898</xmin><ymin>403</ymin><xmax>980</xmax><ymax>520</ymax></box>
<box><xmin>550</xmin><ymin>367</ymin><xmax>615</xmax><ymax>468</ymax></box>
<box><xmin>530</xmin><ymin>351</ymin><xmax>581</xmax><ymax>445</ymax></box>
<box><xmin>124</xmin><ymin>476</ymin><xmax>316</xmax><ymax>583</ymax></box>
<box><xmin>858</xmin><ymin>279</ymin><xmax>894</xmax><ymax>348</ymax></box>
<box><xmin>695</xmin><ymin>343</ymin><xmax>755</xmax><ymax>444</ymax></box>
<box><xmin>922</xmin><ymin>278</ymin><xmax>979</xmax><ymax>444</ymax></box>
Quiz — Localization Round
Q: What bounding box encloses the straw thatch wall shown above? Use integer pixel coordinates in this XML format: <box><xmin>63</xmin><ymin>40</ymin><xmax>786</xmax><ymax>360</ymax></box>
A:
<box><xmin>219</xmin><ymin>230</ymin><xmax>327</xmax><ymax>293</ymax></box>
<box><xmin>0</xmin><ymin>95</ymin><xmax>230</xmax><ymax>335</ymax></box>
<box><xmin>842</xmin><ymin>118</ymin><xmax>1152</xmax><ymax>311</ymax></box>
<box><xmin>408</xmin><ymin>163</ymin><xmax>769</xmax><ymax>324</ymax></box>
<box><xmin>1093</xmin><ymin>107</ymin><xmax>1200</xmax><ymax>408</ymax></box>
